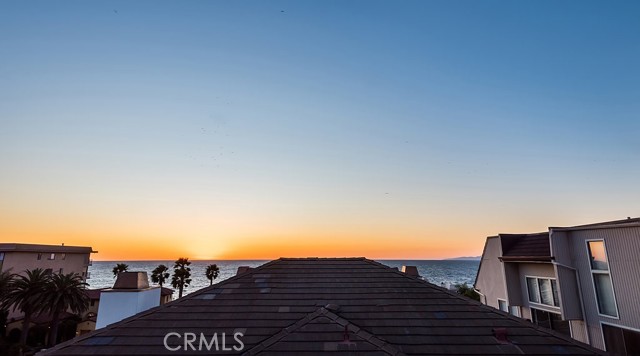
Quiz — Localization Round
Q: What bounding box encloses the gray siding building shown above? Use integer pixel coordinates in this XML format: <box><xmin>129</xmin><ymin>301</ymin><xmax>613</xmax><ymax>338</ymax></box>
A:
<box><xmin>475</xmin><ymin>218</ymin><xmax>640</xmax><ymax>355</ymax></box>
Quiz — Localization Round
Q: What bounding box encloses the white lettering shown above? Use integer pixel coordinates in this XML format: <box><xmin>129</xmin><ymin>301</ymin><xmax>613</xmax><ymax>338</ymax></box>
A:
<box><xmin>163</xmin><ymin>332</ymin><xmax>181</xmax><ymax>352</ymax></box>
<box><xmin>184</xmin><ymin>332</ymin><xmax>197</xmax><ymax>351</ymax></box>
<box><xmin>233</xmin><ymin>332</ymin><xmax>245</xmax><ymax>351</ymax></box>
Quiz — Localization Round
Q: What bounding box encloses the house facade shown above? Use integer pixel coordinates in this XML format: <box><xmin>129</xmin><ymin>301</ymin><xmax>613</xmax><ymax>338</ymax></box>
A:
<box><xmin>475</xmin><ymin>218</ymin><xmax>640</xmax><ymax>354</ymax></box>
<box><xmin>0</xmin><ymin>243</ymin><xmax>95</xmax><ymax>280</ymax></box>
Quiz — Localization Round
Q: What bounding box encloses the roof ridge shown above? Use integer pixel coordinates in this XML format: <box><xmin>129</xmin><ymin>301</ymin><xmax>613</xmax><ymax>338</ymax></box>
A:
<box><xmin>241</xmin><ymin>306</ymin><xmax>404</xmax><ymax>356</ymax></box>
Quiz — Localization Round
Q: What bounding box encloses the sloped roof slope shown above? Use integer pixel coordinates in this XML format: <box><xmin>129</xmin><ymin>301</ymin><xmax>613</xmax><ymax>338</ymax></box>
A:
<box><xmin>41</xmin><ymin>258</ymin><xmax>602</xmax><ymax>355</ymax></box>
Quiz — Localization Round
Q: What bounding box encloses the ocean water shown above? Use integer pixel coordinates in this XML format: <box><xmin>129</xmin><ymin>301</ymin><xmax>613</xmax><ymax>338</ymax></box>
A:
<box><xmin>88</xmin><ymin>260</ymin><xmax>479</xmax><ymax>296</ymax></box>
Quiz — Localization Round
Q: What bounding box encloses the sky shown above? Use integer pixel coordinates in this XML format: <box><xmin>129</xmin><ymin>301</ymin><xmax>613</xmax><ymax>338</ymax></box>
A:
<box><xmin>1</xmin><ymin>1</ymin><xmax>638</xmax><ymax>260</ymax></box>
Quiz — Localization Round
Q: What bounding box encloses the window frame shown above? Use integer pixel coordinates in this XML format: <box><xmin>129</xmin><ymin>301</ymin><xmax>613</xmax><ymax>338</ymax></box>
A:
<box><xmin>497</xmin><ymin>298</ymin><xmax>508</xmax><ymax>312</ymax></box>
<box><xmin>525</xmin><ymin>276</ymin><xmax>560</xmax><ymax>308</ymax></box>
<box><xmin>586</xmin><ymin>239</ymin><xmax>619</xmax><ymax>319</ymax></box>
<box><xmin>600</xmin><ymin>321</ymin><xmax>640</xmax><ymax>353</ymax></box>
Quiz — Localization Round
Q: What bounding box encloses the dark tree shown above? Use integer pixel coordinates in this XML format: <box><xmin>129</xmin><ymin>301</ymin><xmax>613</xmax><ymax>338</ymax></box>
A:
<box><xmin>41</xmin><ymin>272</ymin><xmax>89</xmax><ymax>346</ymax></box>
<box><xmin>151</xmin><ymin>264</ymin><xmax>170</xmax><ymax>287</ymax></box>
<box><xmin>171</xmin><ymin>258</ymin><xmax>192</xmax><ymax>298</ymax></box>
<box><xmin>112</xmin><ymin>263</ymin><xmax>129</xmax><ymax>278</ymax></box>
<box><xmin>205</xmin><ymin>264</ymin><xmax>220</xmax><ymax>286</ymax></box>
<box><xmin>6</xmin><ymin>268</ymin><xmax>49</xmax><ymax>344</ymax></box>
<box><xmin>454</xmin><ymin>283</ymin><xmax>481</xmax><ymax>302</ymax></box>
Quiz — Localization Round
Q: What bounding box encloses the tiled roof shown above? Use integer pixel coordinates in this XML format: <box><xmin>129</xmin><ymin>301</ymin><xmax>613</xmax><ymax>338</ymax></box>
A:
<box><xmin>40</xmin><ymin>258</ymin><xmax>602</xmax><ymax>355</ymax></box>
<box><xmin>500</xmin><ymin>233</ymin><xmax>551</xmax><ymax>261</ymax></box>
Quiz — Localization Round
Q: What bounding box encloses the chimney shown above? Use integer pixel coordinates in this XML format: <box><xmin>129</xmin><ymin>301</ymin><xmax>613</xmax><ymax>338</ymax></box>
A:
<box><xmin>401</xmin><ymin>265</ymin><xmax>420</xmax><ymax>277</ymax></box>
<box><xmin>96</xmin><ymin>272</ymin><xmax>160</xmax><ymax>329</ymax></box>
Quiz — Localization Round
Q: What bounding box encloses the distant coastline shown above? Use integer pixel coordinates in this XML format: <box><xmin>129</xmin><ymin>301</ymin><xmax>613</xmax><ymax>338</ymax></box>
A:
<box><xmin>444</xmin><ymin>256</ymin><xmax>481</xmax><ymax>261</ymax></box>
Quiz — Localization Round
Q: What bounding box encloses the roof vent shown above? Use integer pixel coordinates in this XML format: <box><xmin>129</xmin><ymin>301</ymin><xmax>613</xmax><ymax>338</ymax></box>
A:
<box><xmin>236</xmin><ymin>266</ymin><xmax>253</xmax><ymax>275</ymax></box>
<box><xmin>401</xmin><ymin>265</ymin><xmax>420</xmax><ymax>277</ymax></box>
<box><xmin>493</xmin><ymin>328</ymin><xmax>509</xmax><ymax>344</ymax></box>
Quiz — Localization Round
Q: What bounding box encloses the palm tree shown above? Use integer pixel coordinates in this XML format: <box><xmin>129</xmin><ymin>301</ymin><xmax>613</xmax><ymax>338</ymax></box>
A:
<box><xmin>0</xmin><ymin>269</ymin><xmax>14</xmax><ymax>333</ymax></box>
<box><xmin>205</xmin><ymin>264</ymin><xmax>220</xmax><ymax>286</ymax></box>
<box><xmin>151</xmin><ymin>264</ymin><xmax>170</xmax><ymax>287</ymax></box>
<box><xmin>6</xmin><ymin>268</ymin><xmax>50</xmax><ymax>344</ymax></box>
<box><xmin>112</xmin><ymin>263</ymin><xmax>129</xmax><ymax>278</ymax></box>
<box><xmin>171</xmin><ymin>257</ymin><xmax>192</xmax><ymax>298</ymax></box>
<box><xmin>41</xmin><ymin>272</ymin><xmax>89</xmax><ymax>346</ymax></box>
<box><xmin>0</xmin><ymin>269</ymin><xmax>14</xmax><ymax>310</ymax></box>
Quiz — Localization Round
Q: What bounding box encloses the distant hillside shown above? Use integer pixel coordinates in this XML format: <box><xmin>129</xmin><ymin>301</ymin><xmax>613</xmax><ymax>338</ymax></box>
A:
<box><xmin>444</xmin><ymin>256</ymin><xmax>481</xmax><ymax>261</ymax></box>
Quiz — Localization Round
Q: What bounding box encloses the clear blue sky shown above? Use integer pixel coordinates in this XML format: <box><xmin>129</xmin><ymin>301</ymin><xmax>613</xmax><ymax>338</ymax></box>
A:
<box><xmin>1</xmin><ymin>1</ymin><xmax>638</xmax><ymax>259</ymax></box>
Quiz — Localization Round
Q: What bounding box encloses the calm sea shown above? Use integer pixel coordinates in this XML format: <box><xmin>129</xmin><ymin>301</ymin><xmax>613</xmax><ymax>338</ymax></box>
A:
<box><xmin>88</xmin><ymin>260</ymin><xmax>479</xmax><ymax>296</ymax></box>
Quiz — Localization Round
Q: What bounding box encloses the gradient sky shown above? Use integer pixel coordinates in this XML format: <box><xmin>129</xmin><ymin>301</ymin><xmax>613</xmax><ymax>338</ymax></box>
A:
<box><xmin>1</xmin><ymin>1</ymin><xmax>639</xmax><ymax>260</ymax></box>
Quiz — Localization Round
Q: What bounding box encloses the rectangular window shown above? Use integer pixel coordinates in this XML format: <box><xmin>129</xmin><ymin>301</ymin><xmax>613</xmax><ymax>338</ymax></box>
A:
<box><xmin>526</xmin><ymin>277</ymin><xmax>559</xmax><ymax>307</ymax></box>
<box><xmin>59</xmin><ymin>268</ymin><xmax>64</xmax><ymax>274</ymax></box>
<box><xmin>61</xmin><ymin>253</ymin><xmax>66</xmax><ymax>260</ymax></box>
<box><xmin>0</xmin><ymin>252</ymin><xmax>4</xmax><ymax>261</ymax></box>
<box><xmin>509</xmin><ymin>306</ymin><xmax>521</xmax><ymax>317</ymax></box>
<box><xmin>527</xmin><ymin>277</ymin><xmax>540</xmax><ymax>303</ymax></box>
<box><xmin>498</xmin><ymin>299</ymin><xmax>508</xmax><ymax>312</ymax></box>
<box><xmin>603</xmin><ymin>324</ymin><xmax>640</xmax><ymax>355</ymax></box>
<box><xmin>587</xmin><ymin>240</ymin><xmax>618</xmax><ymax>318</ymax></box>
<box><xmin>48</xmin><ymin>253</ymin><xmax>55</xmax><ymax>260</ymax></box>
<box><xmin>37</xmin><ymin>253</ymin><xmax>43</xmax><ymax>260</ymax></box>
<box><xmin>588</xmin><ymin>241</ymin><xmax>608</xmax><ymax>271</ymax></box>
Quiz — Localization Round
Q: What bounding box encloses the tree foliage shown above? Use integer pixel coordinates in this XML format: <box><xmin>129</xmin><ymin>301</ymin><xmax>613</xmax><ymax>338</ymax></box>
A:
<box><xmin>151</xmin><ymin>264</ymin><xmax>170</xmax><ymax>287</ymax></box>
<box><xmin>171</xmin><ymin>257</ymin><xmax>192</xmax><ymax>298</ymax></box>
<box><xmin>455</xmin><ymin>283</ymin><xmax>480</xmax><ymax>301</ymax></box>
<box><xmin>205</xmin><ymin>264</ymin><xmax>220</xmax><ymax>286</ymax></box>
<box><xmin>41</xmin><ymin>273</ymin><xmax>89</xmax><ymax>346</ymax></box>
<box><xmin>112</xmin><ymin>263</ymin><xmax>129</xmax><ymax>278</ymax></box>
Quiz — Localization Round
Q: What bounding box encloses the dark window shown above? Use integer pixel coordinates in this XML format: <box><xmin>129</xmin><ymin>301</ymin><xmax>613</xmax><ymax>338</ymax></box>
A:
<box><xmin>603</xmin><ymin>324</ymin><xmax>640</xmax><ymax>356</ymax></box>
<box><xmin>59</xmin><ymin>268</ymin><xmax>63</xmax><ymax>274</ymax></box>
<box><xmin>532</xmin><ymin>309</ymin><xmax>570</xmax><ymax>336</ymax></box>
<box><xmin>44</xmin><ymin>268</ymin><xmax>53</xmax><ymax>275</ymax></box>
<box><xmin>61</xmin><ymin>253</ymin><xmax>66</xmax><ymax>260</ymax></box>
<box><xmin>37</xmin><ymin>253</ymin><xmax>42</xmax><ymax>260</ymax></box>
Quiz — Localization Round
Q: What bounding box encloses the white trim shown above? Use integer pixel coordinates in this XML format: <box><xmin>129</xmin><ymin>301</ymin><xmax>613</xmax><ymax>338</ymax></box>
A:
<box><xmin>599</xmin><ymin>321</ymin><xmax>640</xmax><ymax>353</ymax></box>
<box><xmin>497</xmin><ymin>298</ymin><xmax>508</xmax><ymax>312</ymax></box>
<box><xmin>585</xmin><ymin>239</ymin><xmax>620</xmax><ymax>319</ymax></box>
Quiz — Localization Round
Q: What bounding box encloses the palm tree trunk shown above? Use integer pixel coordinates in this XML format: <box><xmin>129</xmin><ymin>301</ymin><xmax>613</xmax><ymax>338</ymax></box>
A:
<box><xmin>178</xmin><ymin>286</ymin><xmax>183</xmax><ymax>298</ymax></box>
<box><xmin>19</xmin><ymin>310</ymin><xmax>31</xmax><ymax>345</ymax></box>
<box><xmin>48</xmin><ymin>309</ymin><xmax>61</xmax><ymax>347</ymax></box>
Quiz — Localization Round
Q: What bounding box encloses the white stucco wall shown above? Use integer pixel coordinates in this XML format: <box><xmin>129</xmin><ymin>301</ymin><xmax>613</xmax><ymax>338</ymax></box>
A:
<box><xmin>96</xmin><ymin>288</ymin><xmax>161</xmax><ymax>329</ymax></box>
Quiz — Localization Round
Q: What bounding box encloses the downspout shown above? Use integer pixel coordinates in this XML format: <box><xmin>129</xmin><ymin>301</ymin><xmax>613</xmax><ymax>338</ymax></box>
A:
<box><xmin>473</xmin><ymin>288</ymin><xmax>487</xmax><ymax>305</ymax></box>
<box><xmin>552</xmin><ymin>261</ymin><xmax>591</xmax><ymax>346</ymax></box>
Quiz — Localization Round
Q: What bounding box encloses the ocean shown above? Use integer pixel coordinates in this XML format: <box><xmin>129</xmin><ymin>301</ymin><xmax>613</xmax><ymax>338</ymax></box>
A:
<box><xmin>88</xmin><ymin>260</ymin><xmax>480</xmax><ymax>296</ymax></box>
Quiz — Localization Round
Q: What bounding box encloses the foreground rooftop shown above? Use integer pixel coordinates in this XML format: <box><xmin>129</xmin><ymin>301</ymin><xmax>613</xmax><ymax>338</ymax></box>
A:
<box><xmin>41</xmin><ymin>258</ymin><xmax>602</xmax><ymax>355</ymax></box>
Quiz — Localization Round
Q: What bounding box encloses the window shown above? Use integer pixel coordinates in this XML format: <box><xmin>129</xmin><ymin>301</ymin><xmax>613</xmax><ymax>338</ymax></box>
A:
<box><xmin>587</xmin><ymin>240</ymin><xmax>618</xmax><ymax>318</ymax></box>
<box><xmin>526</xmin><ymin>277</ymin><xmax>559</xmax><ymax>307</ymax></box>
<box><xmin>603</xmin><ymin>324</ymin><xmax>640</xmax><ymax>355</ymax></box>
<box><xmin>44</xmin><ymin>268</ymin><xmax>53</xmax><ymax>275</ymax></box>
<box><xmin>532</xmin><ymin>308</ymin><xmax>570</xmax><ymax>336</ymax></box>
<box><xmin>59</xmin><ymin>268</ymin><xmax>64</xmax><ymax>274</ymax></box>
<box><xmin>48</xmin><ymin>253</ymin><xmax>55</xmax><ymax>260</ymax></box>
<box><xmin>498</xmin><ymin>299</ymin><xmax>508</xmax><ymax>312</ymax></box>
<box><xmin>0</xmin><ymin>252</ymin><xmax>4</xmax><ymax>261</ymax></box>
<box><xmin>61</xmin><ymin>253</ymin><xmax>66</xmax><ymax>260</ymax></box>
<box><xmin>509</xmin><ymin>306</ymin><xmax>521</xmax><ymax>317</ymax></box>
<box><xmin>37</xmin><ymin>253</ymin><xmax>43</xmax><ymax>260</ymax></box>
